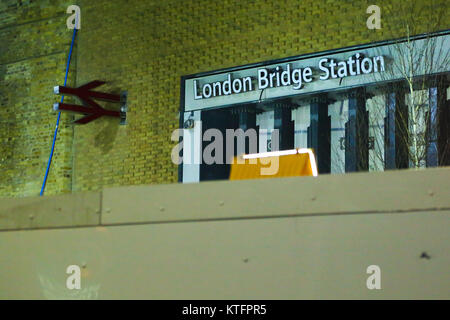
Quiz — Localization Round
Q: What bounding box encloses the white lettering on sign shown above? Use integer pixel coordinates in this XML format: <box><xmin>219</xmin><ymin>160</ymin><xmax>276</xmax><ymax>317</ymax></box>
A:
<box><xmin>194</xmin><ymin>74</ymin><xmax>253</xmax><ymax>100</ymax></box>
<box><xmin>194</xmin><ymin>53</ymin><xmax>385</xmax><ymax>100</ymax></box>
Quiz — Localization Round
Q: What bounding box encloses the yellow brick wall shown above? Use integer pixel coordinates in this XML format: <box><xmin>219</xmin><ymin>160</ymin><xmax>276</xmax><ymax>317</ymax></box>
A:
<box><xmin>1</xmin><ymin>0</ymin><xmax>449</xmax><ymax>197</ymax></box>
<box><xmin>0</xmin><ymin>0</ymin><xmax>77</xmax><ymax>197</ymax></box>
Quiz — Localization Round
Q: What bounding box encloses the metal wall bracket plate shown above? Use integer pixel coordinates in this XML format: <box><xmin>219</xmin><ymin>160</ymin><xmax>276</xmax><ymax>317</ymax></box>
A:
<box><xmin>120</xmin><ymin>91</ymin><xmax>128</xmax><ymax>125</ymax></box>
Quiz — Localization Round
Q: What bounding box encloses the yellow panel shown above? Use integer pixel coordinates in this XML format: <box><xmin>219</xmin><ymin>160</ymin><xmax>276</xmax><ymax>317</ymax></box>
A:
<box><xmin>229</xmin><ymin>149</ymin><xmax>317</xmax><ymax>180</ymax></box>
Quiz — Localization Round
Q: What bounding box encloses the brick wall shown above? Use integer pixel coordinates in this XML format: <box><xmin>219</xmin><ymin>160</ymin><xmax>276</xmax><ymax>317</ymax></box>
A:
<box><xmin>0</xmin><ymin>0</ymin><xmax>76</xmax><ymax>197</ymax></box>
<box><xmin>1</xmin><ymin>0</ymin><xmax>449</xmax><ymax>197</ymax></box>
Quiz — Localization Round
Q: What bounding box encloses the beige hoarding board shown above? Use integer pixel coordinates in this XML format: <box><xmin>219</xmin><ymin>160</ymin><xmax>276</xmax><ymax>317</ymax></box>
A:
<box><xmin>1</xmin><ymin>168</ymin><xmax>449</xmax><ymax>231</ymax></box>
<box><xmin>0</xmin><ymin>167</ymin><xmax>449</xmax><ymax>299</ymax></box>
<box><xmin>0</xmin><ymin>191</ymin><xmax>101</xmax><ymax>231</ymax></box>
<box><xmin>0</xmin><ymin>210</ymin><xmax>449</xmax><ymax>299</ymax></box>
<box><xmin>101</xmin><ymin>167</ymin><xmax>450</xmax><ymax>225</ymax></box>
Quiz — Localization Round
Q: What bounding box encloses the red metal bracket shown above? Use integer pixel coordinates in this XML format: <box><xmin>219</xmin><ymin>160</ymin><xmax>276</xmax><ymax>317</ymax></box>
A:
<box><xmin>53</xmin><ymin>81</ymin><xmax>125</xmax><ymax>124</ymax></box>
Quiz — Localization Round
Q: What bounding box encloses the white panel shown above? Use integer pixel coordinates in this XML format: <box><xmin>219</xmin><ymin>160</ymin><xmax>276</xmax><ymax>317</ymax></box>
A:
<box><xmin>182</xmin><ymin>111</ymin><xmax>201</xmax><ymax>183</ymax></box>
<box><xmin>328</xmin><ymin>99</ymin><xmax>348</xmax><ymax>174</ymax></box>
<box><xmin>292</xmin><ymin>106</ymin><xmax>310</xmax><ymax>148</ymax></box>
<box><xmin>406</xmin><ymin>89</ymin><xmax>429</xmax><ymax>168</ymax></box>
<box><xmin>366</xmin><ymin>94</ymin><xmax>386</xmax><ymax>172</ymax></box>
<box><xmin>256</xmin><ymin>111</ymin><xmax>274</xmax><ymax>152</ymax></box>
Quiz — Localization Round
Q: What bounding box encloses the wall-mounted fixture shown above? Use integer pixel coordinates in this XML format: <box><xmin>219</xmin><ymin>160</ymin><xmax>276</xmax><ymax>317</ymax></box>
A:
<box><xmin>183</xmin><ymin>112</ymin><xmax>195</xmax><ymax>129</ymax></box>
<box><xmin>53</xmin><ymin>81</ymin><xmax>127</xmax><ymax>125</ymax></box>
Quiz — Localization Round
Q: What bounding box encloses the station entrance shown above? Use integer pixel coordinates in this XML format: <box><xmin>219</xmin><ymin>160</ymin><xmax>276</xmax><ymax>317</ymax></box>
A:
<box><xmin>179</xmin><ymin>32</ymin><xmax>450</xmax><ymax>183</ymax></box>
